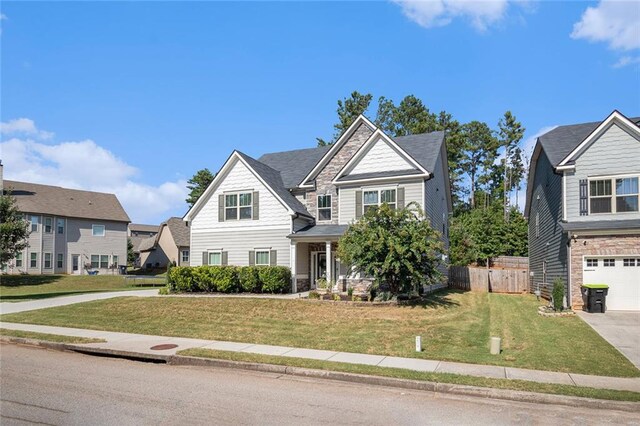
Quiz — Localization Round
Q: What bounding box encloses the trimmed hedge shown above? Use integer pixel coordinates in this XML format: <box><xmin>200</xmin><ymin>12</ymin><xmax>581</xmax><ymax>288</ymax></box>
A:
<box><xmin>168</xmin><ymin>266</ymin><xmax>291</xmax><ymax>294</ymax></box>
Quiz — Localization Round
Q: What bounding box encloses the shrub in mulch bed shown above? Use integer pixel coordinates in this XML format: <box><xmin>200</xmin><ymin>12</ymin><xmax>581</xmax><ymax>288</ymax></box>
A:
<box><xmin>537</xmin><ymin>305</ymin><xmax>576</xmax><ymax>317</ymax></box>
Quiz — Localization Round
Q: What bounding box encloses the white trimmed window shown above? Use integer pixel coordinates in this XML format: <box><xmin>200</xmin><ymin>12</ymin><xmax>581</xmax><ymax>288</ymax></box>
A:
<box><xmin>589</xmin><ymin>176</ymin><xmax>639</xmax><ymax>214</ymax></box>
<box><xmin>91</xmin><ymin>255</ymin><xmax>99</xmax><ymax>268</ymax></box>
<box><xmin>57</xmin><ymin>218</ymin><xmax>65</xmax><ymax>234</ymax></box>
<box><xmin>112</xmin><ymin>255</ymin><xmax>119</xmax><ymax>267</ymax></box>
<box><xmin>15</xmin><ymin>253</ymin><xmax>23</xmax><ymax>268</ymax></box>
<box><xmin>30</xmin><ymin>215</ymin><xmax>39</xmax><ymax>232</ymax></box>
<box><xmin>100</xmin><ymin>255</ymin><xmax>109</xmax><ymax>269</ymax></box>
<box><xmin>623</xmin><ymin>258</ymin><xmax>636</xmax><ymax>267</ymax></box>
<box><xmin>92</xmin><ymin>225</ymin><xmax>106</xmax><ymax>236</ymax></box>
<box><xmin>182</xmin><ymin>250</ymin><xmax>190</xmax><ymax>263</ymax></box>
<box><xmin>209</xmin><ymin>251</ymin><xmax>222</xmax><ymax>266</ymax></box>
<box><xmin>255</xmin><ymin>250</ymin><xmax>270</xmax><ymax>266</ymax></box>
<box><xmin>603</xmin><ymin>258</ymin><xmax>615</xmax><ymax>267</ymax></box>
<box><xmin>363</xmin><ymin>189</ymin><xmax>396</xmax><ymax>213</ymax></box>
<box><xmin>57</xmin><ymin>253</ymin><xmax>64</xmax><ymax>268</ymax></box>
<box><xmin>586</xmin><ymin>258</ymin><xmax>598</xmax><ymax>267</ymax></box>
<box><xmin>44</xmin><ymin>253</ymin><xmax>52</xmax><ymax>269</ymax></box>
<box><xmin>44</xmin><ymin>217</ymin><xmax>53</xmax><ymax>233</ymax></box>
<box><xmin>317</xmin><ymin>195</ymin><xmax>332</xmax><ymax>221</ymax></box>
<box><xmin>30</xmin><ymin>253</ymin><xmax>38</xmax><ymax>268</ymax></box>
<box><xmin>225</xmin><ymin>192</ymin><xmax>252</xmax><ymax>220</ymax></box>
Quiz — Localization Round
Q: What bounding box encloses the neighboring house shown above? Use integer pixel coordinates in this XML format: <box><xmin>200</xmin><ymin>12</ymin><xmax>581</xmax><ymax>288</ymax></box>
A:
<box><xmin>2</xmin><ymin>171</ymin><xmax>130</xmax><ymax>275</ymax></box>
<box><xmin>184</xmin><ymin>115</ymin><xmax>452</xmax><ymax>292</ymax></box>
<box><xmin>128</xmin><ymin>223</ymin><xmax>159</xmax><ymax>266</ymax></box>
<box><xmin>525</xmin><ymin>110</ymin><xmax>640</xmax><ymax>311</ymax></box>
<box><xmin>139</xmin><ymin>217</ymin><xmax>190</xmax><ymax>269</ymax></box>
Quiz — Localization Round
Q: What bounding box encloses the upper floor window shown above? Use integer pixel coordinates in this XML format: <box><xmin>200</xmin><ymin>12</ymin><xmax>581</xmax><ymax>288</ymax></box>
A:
<box><xmin>57</xmin><ymin>218</ymin><xmax>65</xmax><ymax>234</ymax></box>
<box><xmin>589</xmin><ymin>176</ymin><xmax>639</xmax><ymax>214</ymax></box>
<box><xmin>225</xmin><ymin>192</ymin><xmax>252</xmax><ymax>220</ymax></box>
<box><xmin>30</xmin><ymin>215</ymin><xmax>39</xmax><ymax>232</ymax></box>
<box><xmin>44</xmin><ymin>217</ymin><xmax>53</xmax><ymax>233</ymax></box>
<box><xmin>92</xmin><ymin>225</ymin><xmax>105</xmax><ymax>236</ymax></box>
<box><xmin>317</xmin><ymin>195</ymin><xmax>332</xmax><ymax>221</ymax></box>
<box><xmin>363</xmin><ymin>189</ymin><xmax>396</xmax><ymax>214</ymax></box>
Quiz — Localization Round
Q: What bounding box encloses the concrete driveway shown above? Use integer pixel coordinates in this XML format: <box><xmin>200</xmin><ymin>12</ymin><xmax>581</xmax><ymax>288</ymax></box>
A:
<box><xmin>577</xmin><ymin>311</ymin><xmax>640</xmax><ymax>370</ymax></box>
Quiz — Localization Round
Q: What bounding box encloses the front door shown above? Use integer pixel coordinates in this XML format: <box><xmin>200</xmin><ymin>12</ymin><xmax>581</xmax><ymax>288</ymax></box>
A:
<box><xmin>317</xmin><ymin>253</ymin><xmax>327</xmax><ymax>284</ymax></box>
<box><xmin>72</xmin><ymin>255</ymin><xmax>80</xmax><ymax>274</ymax></box>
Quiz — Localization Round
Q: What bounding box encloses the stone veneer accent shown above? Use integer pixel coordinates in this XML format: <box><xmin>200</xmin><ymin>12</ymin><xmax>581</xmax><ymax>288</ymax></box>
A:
<box><xmin>304</xmin><ymin>123</ymin><xmax>374</xmax><ymax>224</ymax></box>
<box><xmin>569</xmin><ymin>233</ymin><xmax>640</xmax><ymax>309</ymax></box>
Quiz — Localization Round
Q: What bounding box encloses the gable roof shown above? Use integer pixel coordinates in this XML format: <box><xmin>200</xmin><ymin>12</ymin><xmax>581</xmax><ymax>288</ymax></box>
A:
<box><xmin>138</xmin><ymin>235</ymin><xmax>157</xmax><ymax>252</ymax></box>
<box><xmin>139</xmin><ymin>217</ymin><xmax>190</xmax><ymax>252</ymax></box>
<box><xmin>129</xmin><ymin>223</ymin><xmax>159</xmax><ymax>233</ymax></box>
<box><xmin>4</xmin><ymin>180</ymin><xmax>130</xmax><ymax>223</ymax></box>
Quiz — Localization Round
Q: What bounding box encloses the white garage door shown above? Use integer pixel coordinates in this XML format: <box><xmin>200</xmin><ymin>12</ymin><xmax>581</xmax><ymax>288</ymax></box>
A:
<box><xmin>583</xmin><ymin>257</ymin><xmax>640</xmax><ymax>311</ymax></box>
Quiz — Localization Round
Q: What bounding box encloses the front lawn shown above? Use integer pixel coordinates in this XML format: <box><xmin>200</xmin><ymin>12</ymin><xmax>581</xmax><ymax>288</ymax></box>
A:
<box><xmin>1</xmin><ymin>290</ymin><xmax>637</xmax><ymax>377</ymax></box>
<box><xmin>0</xmin><ymin>275</ymin><xmax>165</xmax><ymax>301</ymax></box>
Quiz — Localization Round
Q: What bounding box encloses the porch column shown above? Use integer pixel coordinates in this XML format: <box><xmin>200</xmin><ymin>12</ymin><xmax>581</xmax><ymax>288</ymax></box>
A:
<box><xmin>290</xmin><ymin>240</ymin><xmax>297</xmax><ymax>293</ymax></box>
<box><xmin>325</xmin><ymin>240</ymin><xmax>332</xmax><ymax>287</ymax></box>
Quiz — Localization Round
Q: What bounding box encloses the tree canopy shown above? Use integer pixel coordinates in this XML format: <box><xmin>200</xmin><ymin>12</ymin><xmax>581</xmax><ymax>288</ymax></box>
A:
<box><xmin>186</xmin><ymin>168</ymin><xmax>215</xmax><ymax>207</ymax></box>
<box><xmin>0</xmin><ymin>191</ymin><xmax>30</xmax><ymax>265</ymax></box>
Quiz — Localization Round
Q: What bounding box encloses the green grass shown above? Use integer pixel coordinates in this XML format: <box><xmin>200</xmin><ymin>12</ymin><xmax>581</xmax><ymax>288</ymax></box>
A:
<box><xmin>0</xmin><ymin>328</ymin><xmax>105</xmax><ymax>343</ymax></box>
<box><xmin>0</xmin><ymin>275</ymin><xmax>165</xmax><ymax>301</ymax></box>
<box><xmin>179</xmin><ymin>348</ymin><xmax>640</xmax><ymax>402</ymax></box>
<box><xmin>1</xmin><ymin>290</ymin><xmax>638</xmax><ymax>377</ymax></box>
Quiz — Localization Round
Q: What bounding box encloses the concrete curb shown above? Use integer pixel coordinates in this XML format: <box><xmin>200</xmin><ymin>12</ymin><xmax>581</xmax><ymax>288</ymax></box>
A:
<box><xmin>2</xmin><ymin>336</ymin><xmax>638</xmax><ymax>413</ymax></box>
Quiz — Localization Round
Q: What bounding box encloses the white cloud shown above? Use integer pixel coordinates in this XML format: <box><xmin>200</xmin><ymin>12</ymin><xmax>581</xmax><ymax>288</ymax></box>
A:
<box><xmin>613</xmin><ymin>55</ymin><xmax>640</xmax><ymax>68</ymax></box>
<box><xmin>1</xmin><ymin>118</ymin><xmax>54</xmax><ymax>140</ymax></box>
<box><xmin>0</xmin><ymin>120</ymin><xmax>189</xmax><ymax>223</ymax></box>
<box><xmin>571</xmin><ymin>0</ymin><xmax>640</xmax><ymax>51</ymax></box>
<box><xmin>0</xmin><ymin>14</ymin><xmax>7</xmax><ymax>20</ymax></box>
<box><xmin>392</xmin><ymin>0</ymin><xmax>514</xmax><ymax>32</ymax></box>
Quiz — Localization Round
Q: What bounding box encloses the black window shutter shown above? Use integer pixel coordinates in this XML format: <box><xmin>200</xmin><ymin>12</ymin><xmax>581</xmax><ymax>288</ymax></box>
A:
<box><xmin>270</xmin><ymin>250</ymin><xmax>277</xmax><ymax>266</ymax></box>
<box><xmin>218</xmin><ymin>195</ymin><xmax>225</xmax><ymax>222</ymax></box>
<box><xmin>253</xmin><ymin>191</ymin><xmax>259</xmax><ymax>220</ymax></box>
<box><xmin>579</xmin><ymin>179</ymin><xmax>588</xmax><ymax>216</ymax></box>
<box><xmin>355</xmin><ymin>190</ymin><xmax>363</xmax><ymax>219</ymax></box>
<box><xmin>202</xmin><ymin>252</ymin><xmax>208</xmax><ymax>266</ymax></box>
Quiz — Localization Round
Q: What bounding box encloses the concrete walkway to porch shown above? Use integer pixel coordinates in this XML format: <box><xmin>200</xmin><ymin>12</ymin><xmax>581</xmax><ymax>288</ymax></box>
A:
<box><xmin>2</xmin><ymin>321</ymin><xmax>639</xmax><ymax>393</ymax></box>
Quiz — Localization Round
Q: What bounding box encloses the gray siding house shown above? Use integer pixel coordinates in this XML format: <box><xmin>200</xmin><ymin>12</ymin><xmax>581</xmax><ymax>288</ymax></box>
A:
<box><xmin>139</xmin><ymin>217</ymin><xmax>190</xmax><ymax>268</ymax></box>
<box><xmin>184</xmin><ymin>115</ymin><xmax>452</xmax><ymax>292</ymax></box>
<box><xmin>525</xmin><ymin>111</ymin><xmax>640</xmax><ymax>311</ymax></box>
<box><xmin>2</xmin><ymin>177</ymin><xmax>130</xmax><ymax>275</ymax></box>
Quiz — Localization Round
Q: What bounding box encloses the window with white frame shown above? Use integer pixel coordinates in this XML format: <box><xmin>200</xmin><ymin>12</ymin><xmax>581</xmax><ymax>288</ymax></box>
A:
<box><xmin>100</xmin><ymin>255</ymin><xmax>109</xmax><ymax>269</ymax></box>
<box><xmin>209</xmin><ymin>251</ymin><xmax>222</xmax><ymax>265</ymax></box>
<box><xmin>44</xmin><ymin>217</ymin><xmax>53</xmax><ymax>233</ymax></box>
<box><xmin>182</xmin><ymin>250</ymin><xmax>190</xmax><ymax>263</ymax></box>
<box><xmin>30</xmin><ymin>253</ymin><xmax>38</xmax><ymax>268</ymax></box>
<box><xmin>91</xmin><ymin>255</ymin><xmax>100</xmax><ymax>269</ymax></box>
<box><xmin>57</xmin><ymin>218</ymin><xmax>65</xmax><ymax>234</ymax></box>
<box><xmin>589</xmin><ymin>176</ymin><xmax>639</xmax><ymax>214</ymax></box>
<box><xmin>603</xmin><ymin>258</ymin><xmax>615</xmax><ymax>267</ymax></box>
<box><xmin>92</xmin><ymin>225</ymin><xmax>105</xmax><ymax>236</ymax></box>
<box><xmin>255</xmin><ymin>250</ymin><xmax>270</xmax><ymax>266</ymax></box>
<box><xmin>44</xmin><ymin>253</ymin><xmax>52</xmax><ymax>269</ymax></box>
<box><xmin>30</xmin><ymin>215</ymin><xmax>39</xmax><ymax>232</ymax></box>
<box><xmin>363</xmin><ymin>189</ymin><xmax>396</xmax><ymax>214</ymax></box>
<box><xmin>317</xmin><ymin>195</ymin><xmax>332</xmax><ymax>221</ymax></box>
<box><xmin>15</xmin><ymin>253</ymin><xmax>23</xmax><ymax>268</ymax></box>
<box><xmin>225</xmin><ymin>192</ymin><xmax>252</xmax><ymax>220</ymax></box>
<box><xmin>112</xmin><ymin>255</ymin><xmax>119</xmax><ymax>267</ymax></box>
<box><xmin>57</xmin><ymin>253</ymin><xmax>64</xmax><ymax>268</ymax></box>
<box><xmin>586</xmin><ymin>258</ymin><xmax>598</xmax><ymax>267</ymax></box>
<box><xmin>623</xmin><ymin>258</ymin><xmax>636</xmax><ymax>267</ymax></box>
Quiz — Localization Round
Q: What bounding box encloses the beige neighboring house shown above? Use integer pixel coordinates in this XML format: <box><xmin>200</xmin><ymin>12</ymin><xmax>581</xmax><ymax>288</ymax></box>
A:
<box><xmin>128</xmin><ymin>223</ymin><xmax>159</xmax><ymax>266</ymax></box>
<box><xmin>139</xmin><ymin>217</ymin><xmax>190</xmax><ymax>269</ymax></box>
<box><xmin>2</xmin><ymin>174</ymin><xmax>130</xmax><ymax>275</ymax></box>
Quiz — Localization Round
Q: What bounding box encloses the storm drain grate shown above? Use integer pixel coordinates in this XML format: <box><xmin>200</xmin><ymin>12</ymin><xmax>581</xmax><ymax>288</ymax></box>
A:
<box><xmin>150</xmin><ymin>344</ymin><xmax>178</xmax><ymax>351</ymax></box>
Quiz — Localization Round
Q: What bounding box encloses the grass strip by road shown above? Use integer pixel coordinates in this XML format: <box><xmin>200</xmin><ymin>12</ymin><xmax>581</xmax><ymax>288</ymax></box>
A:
<box><xmin>179</xmin><ymin>348</ymin><xmax>640</xmax><ymax>402</ymax></box>
<box><xmin>2</xmin><ymin>291</ymin><xmax>637</xmax><ymax>377</ymax></box>
<box><xmin>0</xmin><ymin>275</ymin><xmax>164</xmax><ymax>302</ymax></box>
<box><xmin>0</xmin><ymin>328</ymin><xmax>106</xmax><ymax>344</ymax></box>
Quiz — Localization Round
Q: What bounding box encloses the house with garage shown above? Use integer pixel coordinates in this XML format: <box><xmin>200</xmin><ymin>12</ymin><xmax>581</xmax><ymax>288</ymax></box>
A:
<box><xmin>184</xmin><ymin>115</ymin><xmax>452</xmax><ymax>292</ymax></box>
<box><xmin>139</xmin><ymin>217</ymin><xmax>190</xmax><ymax>269</ymax></box>
<box><xmin>1</xmin><ymin>170</ymin><xmax>130</xmax><ymax>275</ymax></box>
<box><xmin>525</xmin><ymin>110</ymin><xmax>640</xmax><ymax>311</ymax></box>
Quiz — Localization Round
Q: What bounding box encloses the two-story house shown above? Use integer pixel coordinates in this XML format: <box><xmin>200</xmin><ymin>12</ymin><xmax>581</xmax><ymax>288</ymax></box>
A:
<box><xmin>139</xmin><ymin>217</ymin><xmax>190</xmax><ymax>269</ymax></box>
<box><xmin>525</xmin><ymin>111</ymin><xmax>640</xmax><ymax>311</ymax></box>
<box><xmin>2</xmin><ymin>172</ymin><xmax>130</xmax><ymax>275</ymax></box>
<box><xmin>184</xmin><ymin>115</ymin><xmax>452</xmax><ymax>292</ymax></box>
<box><xmin>128</xmin><ymin>223</ymin><xmax>160</xmax><ymax>267</ymax></box>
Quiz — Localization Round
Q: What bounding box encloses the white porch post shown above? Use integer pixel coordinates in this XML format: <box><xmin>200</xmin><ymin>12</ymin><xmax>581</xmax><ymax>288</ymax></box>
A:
<box><xmin>290</xmin><ymin>241</ymin><xmax>297</xmax><ymax>293</ymax></box>
<box><xmin>325</xmin><ymin>240</ymin><xmax>332</xmax><ymax>288</ymax></box>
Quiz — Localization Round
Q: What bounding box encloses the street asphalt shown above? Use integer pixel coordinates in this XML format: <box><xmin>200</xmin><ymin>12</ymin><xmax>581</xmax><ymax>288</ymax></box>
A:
<box><xmin>1</xmin><ymin>343</ymin><xmax>639</xmax><ymax>425</ymax></box>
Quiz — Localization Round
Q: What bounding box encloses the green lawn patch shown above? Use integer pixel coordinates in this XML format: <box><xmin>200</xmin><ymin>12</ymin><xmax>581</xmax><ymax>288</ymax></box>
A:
<box><xmin>0</xmin><ymin>275</ymin><xmax>165</xmax><ymax>301</ymax></box>
<box><xmin>1</xmin><ymin>290</ymin><xmax>637</xmax><ymax>377</ymax></box>
<box><xmin>179</xmin><ymin>348</ymin><xmax>640</xmax><ymax>402</ymax></box>
<box><xmin>0</xmin><ymin>328</ymin><xmax>105</xmax><ymax>344</ymax></box>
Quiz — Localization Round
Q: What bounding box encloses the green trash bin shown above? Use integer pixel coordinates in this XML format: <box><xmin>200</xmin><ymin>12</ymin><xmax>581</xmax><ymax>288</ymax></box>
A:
<box><xmin>581</xmin><ymin>284</ymin><xmax>609</xmax><ymax>313</ymax></box>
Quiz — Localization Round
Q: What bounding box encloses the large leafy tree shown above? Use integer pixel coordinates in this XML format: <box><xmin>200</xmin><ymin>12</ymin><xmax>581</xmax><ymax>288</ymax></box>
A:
<box><xmin>186</xmin><ymin>168</ymin><xmax>215</xmax><ymax>207</ymax></box>
<box><xmin>337</xmin><ymin>203</ymin><xmax>444</xmax><ymax>295</ymax></box>
<box><xmin>375</xmin><ymin>95</ymin><xmax>438</xmax><ymax>136</ymax></box>
<box><xmin>459</xmin><ymin>121</ymin><xmax>499</xmax><ymax>208</ymax></box>
<box><xmin>317</xmin><ymin>91</ymin><xmax>373</xmax><ymax>146</ymax></box>
<box><xmin>0</xmin><ymin>191</ymin><xmax>30</xmax><ymax>265</ymax></box>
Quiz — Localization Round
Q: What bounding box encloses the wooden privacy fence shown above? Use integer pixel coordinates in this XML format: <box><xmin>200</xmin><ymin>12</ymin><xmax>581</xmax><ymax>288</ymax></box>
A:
<box><xmin>449</xmin><ymin>265</ymin><xmax>529</xmax><ymax>293</ymax></box>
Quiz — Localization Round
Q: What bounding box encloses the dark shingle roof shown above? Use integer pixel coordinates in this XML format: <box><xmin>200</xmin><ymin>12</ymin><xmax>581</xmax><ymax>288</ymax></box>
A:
<box><xmin>394</xmin><ymin>131</ymin><xmax>445</xmax><ymax>173</ymax></box>
<box><xmin>4</xmin><ymin>180</ymin><xmax>130</xmax><ymax>223</ymax></box>
<box><xmin>138</xmin><ymin>235</ymin><xmax>156</xmax><ymax>252</ymax></box>
<box><xmin>288</xmin><ymin>224</ymin><xmax>348</xmax><ymax>238</ymax></box>
<box><xmin>129</xmin><ymin>223</ymin><xmax>159</xmax><ymax>233</ymax></box>
<box><xmin>560</xmin><ymin>219</ymin><xmax>640</xmax><ymax>232</ymax></box>
<box><xmin>539</xmin><ymin>117</ymin><xmax>640</xmax><ymax>166</ymax></box>
<box><xmin>235</xmin><ymin>151</ymin><xmax>312</xmax><ymax>217</ymax></box>
<box><xmin>165</xmin><ymin>217</ymin><xmax>190</xmax><ymax>247</ymax></box>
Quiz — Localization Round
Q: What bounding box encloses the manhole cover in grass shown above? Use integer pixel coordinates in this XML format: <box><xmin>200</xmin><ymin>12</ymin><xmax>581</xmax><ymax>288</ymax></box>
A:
<box><xmin>150</xmin><ymin>344</ymin><xmax>178</xmax><ymax>350</ymax></box>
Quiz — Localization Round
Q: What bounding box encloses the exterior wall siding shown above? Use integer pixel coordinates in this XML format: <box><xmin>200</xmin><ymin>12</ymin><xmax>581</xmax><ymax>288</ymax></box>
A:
<box><xmin>528</xmin><ymin>150</ymin><xmax>568</xmax><ymax>299</ymax></box>
<box><xmin>190</xmin><ymin>227</ymin><xmax>290</xmax><ymax>267</ymax></box>
<box><xmin>349</xmin><ymin>137</ymin><xmax>413</xmax><ymax>175</ymax></box>
<box><xmin>565</xmin><ymin>123</ymin><xmax>640</xmax><ymax>222</ymax></box>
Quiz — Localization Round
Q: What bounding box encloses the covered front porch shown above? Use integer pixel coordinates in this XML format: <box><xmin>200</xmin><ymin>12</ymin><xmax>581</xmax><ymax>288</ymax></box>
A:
<box><xmin>288</xmin><ymin>225</ymin><xmax>368</xmax><ymax>293</ymax></box>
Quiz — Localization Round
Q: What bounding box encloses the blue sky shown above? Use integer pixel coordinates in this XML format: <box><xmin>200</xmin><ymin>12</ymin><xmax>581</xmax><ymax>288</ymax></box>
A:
<box><xmin>1</xmin><ymin>1</ymin><xmax>639</xmax><ymax>223</ymax></box>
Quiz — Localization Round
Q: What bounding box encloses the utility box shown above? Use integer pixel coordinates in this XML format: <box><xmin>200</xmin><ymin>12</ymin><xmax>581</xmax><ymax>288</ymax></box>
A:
<box><xmin>582</xmin><ymin>284</ymin><xmax>609</xmax><ymax>313</ymax></box>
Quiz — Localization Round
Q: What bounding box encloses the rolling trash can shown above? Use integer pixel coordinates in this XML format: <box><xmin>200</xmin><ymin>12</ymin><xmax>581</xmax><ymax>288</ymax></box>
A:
<box><xmin>581</xmin><ymin>284</ymin><xmax>609</xmax><ymax>313</ymax></box>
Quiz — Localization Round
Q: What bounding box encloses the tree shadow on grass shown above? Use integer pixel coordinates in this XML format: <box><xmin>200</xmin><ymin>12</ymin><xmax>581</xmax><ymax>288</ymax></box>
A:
<box><xmin>0</xmin><ymin>275</ymin><xmax>62</xmax><ymax>288</ymax></box>
<box><xmin>399</xmin><ymin>288</ymin><xmax>463</xmax><ymax>310</ymax></box>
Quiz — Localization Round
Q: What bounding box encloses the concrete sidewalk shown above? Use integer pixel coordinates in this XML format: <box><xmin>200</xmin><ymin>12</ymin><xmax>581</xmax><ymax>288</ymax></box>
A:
<box><xmin>0</xmin><ymin>289</ymin><xmax>160</xmax><ymax>315</ymax></box>
<box><xmin>2</xmin><ymin>321</ymin><xmax>639</xmax><ymax>393</ymax></box>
